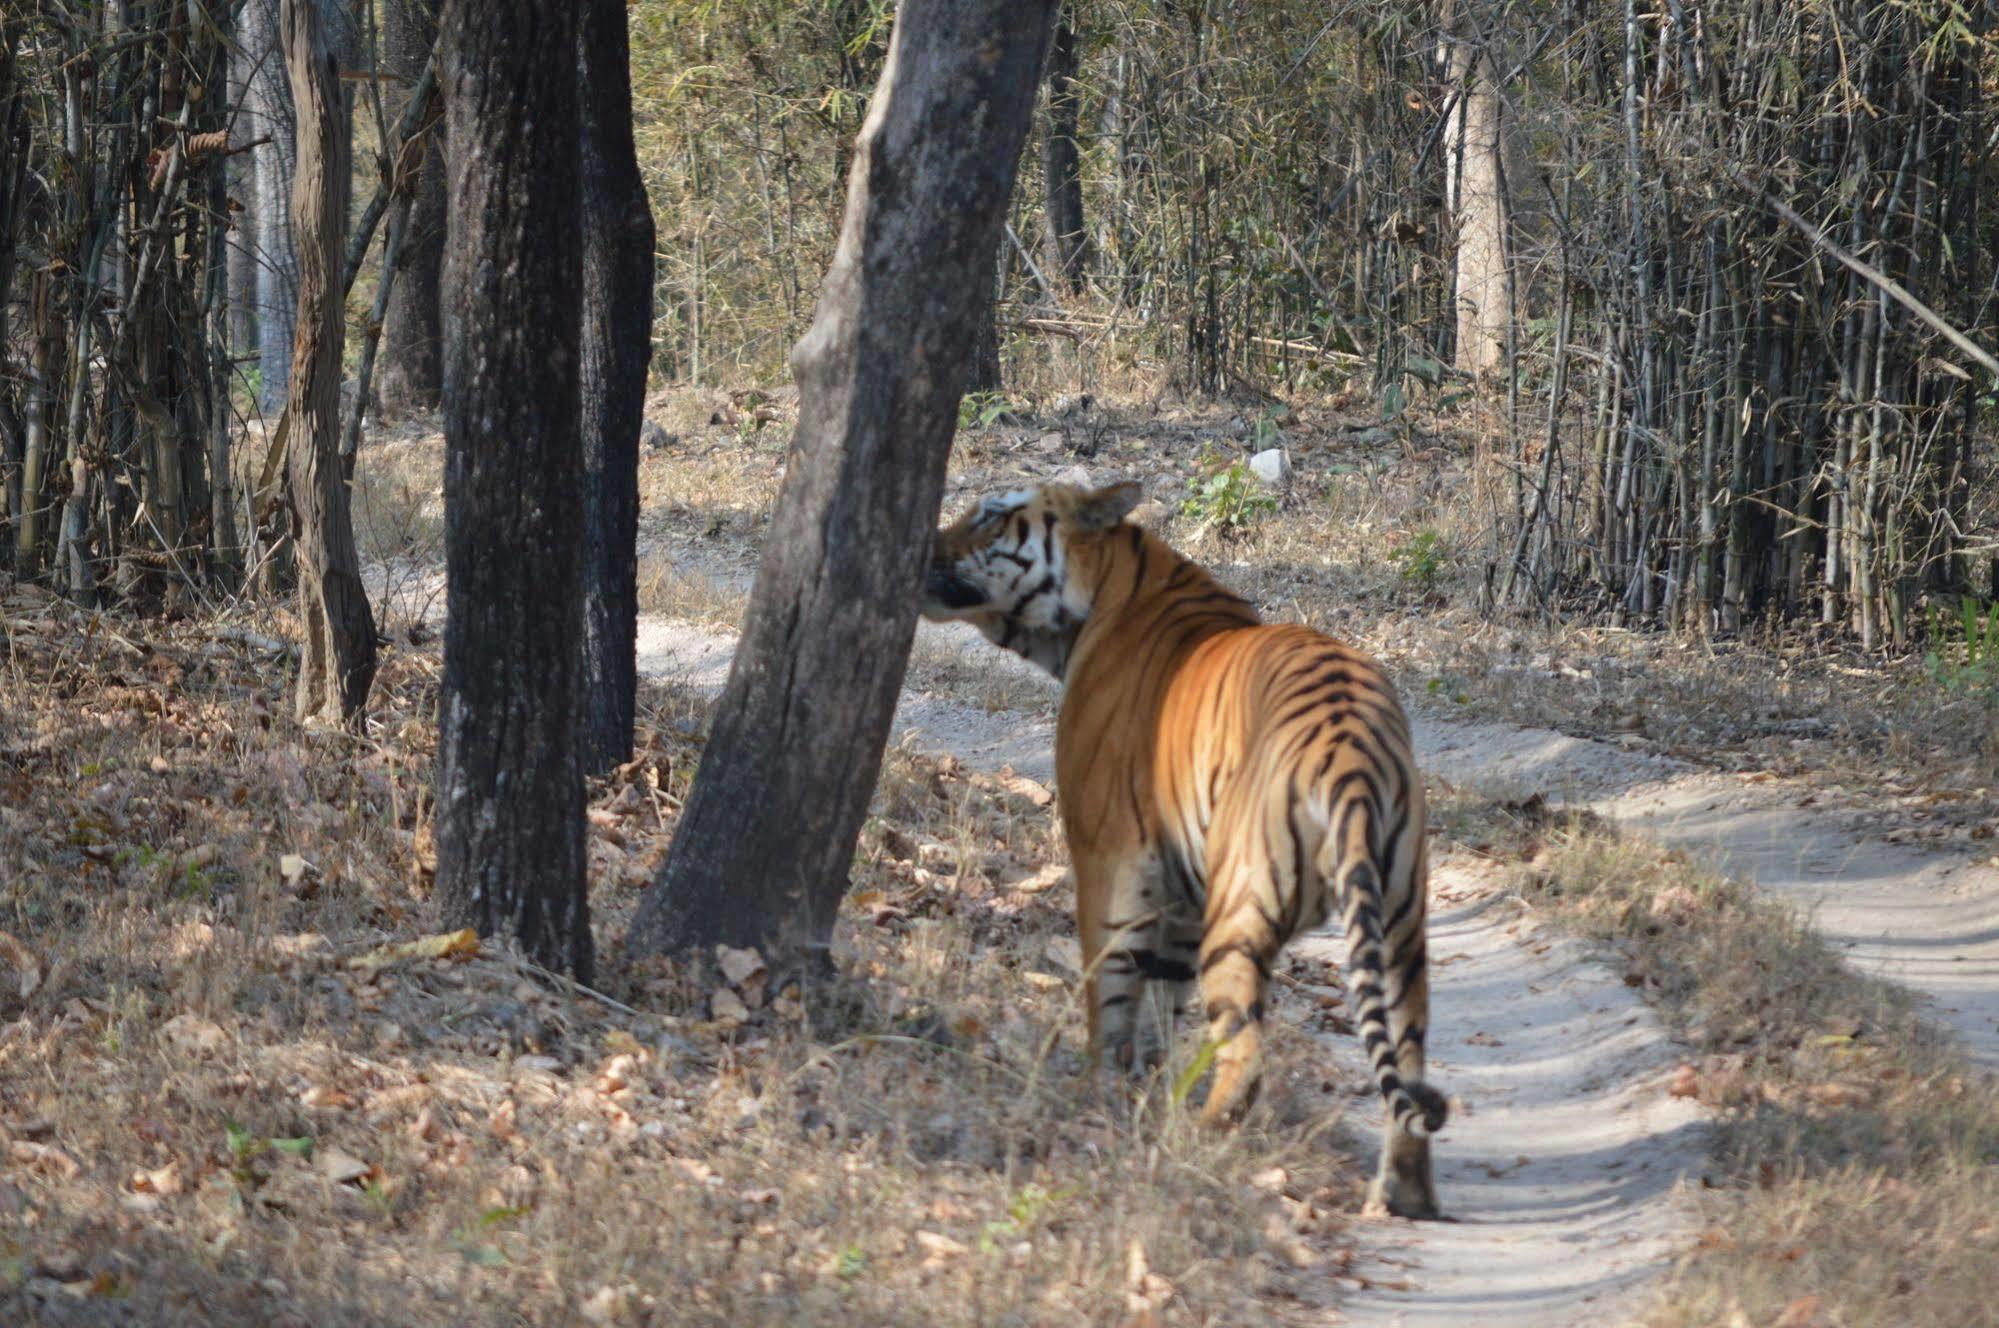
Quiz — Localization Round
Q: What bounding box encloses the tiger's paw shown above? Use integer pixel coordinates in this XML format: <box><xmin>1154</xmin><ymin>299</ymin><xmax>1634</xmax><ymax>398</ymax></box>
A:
<box><xmin>1363</xmin><ymin>1172</ymin><xmax>1441</xmax><ymax>1221</ymax></box>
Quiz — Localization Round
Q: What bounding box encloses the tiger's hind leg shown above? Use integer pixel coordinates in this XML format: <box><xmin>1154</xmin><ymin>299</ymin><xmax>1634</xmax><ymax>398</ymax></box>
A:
<box><xmin>1194</xmin><ymin>861</ymin><xmax>1279</xmax><ymax>1125</ymax></box>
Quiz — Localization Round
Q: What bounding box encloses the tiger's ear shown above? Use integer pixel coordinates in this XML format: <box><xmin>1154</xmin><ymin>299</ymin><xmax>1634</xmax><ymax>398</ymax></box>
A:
<box><xmin>1072</xmin><ymin>482</ymin><xmax>1144</xmax><ymax>532</ymax></box>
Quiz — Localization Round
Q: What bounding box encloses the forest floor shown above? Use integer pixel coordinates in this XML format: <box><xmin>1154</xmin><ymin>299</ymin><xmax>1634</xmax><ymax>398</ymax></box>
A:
<box><xmin>1</xmin><ymin>385</ymin><xmax>1995</xmax><ymax>1324</ymax></box>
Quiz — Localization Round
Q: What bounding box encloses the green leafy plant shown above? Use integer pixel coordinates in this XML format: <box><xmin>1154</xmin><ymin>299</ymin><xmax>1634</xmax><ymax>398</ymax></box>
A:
<box><xmin>1924</xmin><ymin>597</ymin><xmax>1999</xmax><ymax>693</ymax></box>
<box><xmin>956</xmin><ymin>390</ymin><xmax>1014</xmax><ymax>432</ymax></box>
<box><xmin>1389</xmin><ymin>529</ymin><xmax>1447</xmax><ymax>590</ymax></box>
<box><xmin>977</xmin><ymin>1183</ymin><xmax>1080</xmax><ymax>1253</ymax></box>
<box><xmin>1180</xmin><ymin>457</ymin><xmax>1275</xmax><ymax>534</ymax></box>
<box><xmin>1249</xmin><ymin>402</ymin><xmax>1289</xmax><ymax>449</ymax></box>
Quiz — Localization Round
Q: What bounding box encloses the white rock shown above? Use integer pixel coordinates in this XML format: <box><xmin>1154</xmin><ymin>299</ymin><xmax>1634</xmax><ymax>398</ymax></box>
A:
<box><xmin>1248</xmin><ymin>447</ymin><xmax>1290</xmax><ymax>488</ymax></box>
<box><xmin>1051</xmin><ymin>465</ymin><xmax>1093</xmax><ymax>489</ymax></box>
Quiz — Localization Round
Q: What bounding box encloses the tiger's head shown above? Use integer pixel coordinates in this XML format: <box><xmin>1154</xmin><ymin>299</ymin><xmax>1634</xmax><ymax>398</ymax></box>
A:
<box><xmin>921</xmin><ymin>480</ymin><xmax>1145</xmax><ymax>677</ymax></box>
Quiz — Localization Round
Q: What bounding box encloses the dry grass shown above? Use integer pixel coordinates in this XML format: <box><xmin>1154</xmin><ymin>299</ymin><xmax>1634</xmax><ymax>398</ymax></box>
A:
<box><xmin>0</xmin><ymin>586</ymin><xmax>1372</xmax><ymax>1326</ymax></box>
<box><xmin>350</xmin><ymin>429</ymin><xmax>447</xmax><ymax>637</ymax></box>
<box><xmin>634</xmin><ymin>553</ymin><xmax>747</xmax><ymax>631</ymax></box>
<box><xmin>1438</xmin><ymin>792</ymin><xmax>1999</xmax><ymax>1328</ymax></box>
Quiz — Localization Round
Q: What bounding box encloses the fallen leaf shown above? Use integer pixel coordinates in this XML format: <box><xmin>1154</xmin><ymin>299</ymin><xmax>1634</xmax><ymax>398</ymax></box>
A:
<box><xmin>710</xmin><ymin>988</ymin><xmax>750</xmax><ymax>1024</ymax></box>
<box><xmin>0</xmin><ymin>931</ymin><xmax>43</xmax><ymax>999</ymax></box>
<box><xmin>300</xmin><ymin>1085</ymin><xmax>355</xmax><ymax>1110</ymax></box>
<box><xmin>10</xmin><ymin>1140</ymin><xmax>80</xmax><ymax>1178</ymax></box>
<box><xmin>580</xmin><ymin>1284</ymin><xmax>641</xmax><ymax>1324</ymax></box>
<box><xmin>130</xmin><ymin>1161</ymin><xmax>182</xmax><ymax>1196</ymax></box>
<box><xmin>316</xmin><ymin>1148</ymin><xmax>372</xmax><ymax>1185</ymax></box>
<box><xmin>914</xmin><ymin>1230</ymin><xmax>968</xmax><ymax>1260</ymax></box>
<box><xmin>1250</xmin><ymin>1167</ymin><xmax>1288</xmax><ymax>1194</ymax></box>
<box><xmin>161</xmin><ymin>1012</ymin><xmax>228</xmax><ymax>1056</ymax></box>
<box><xmin>1667</xmin><ymin>1062</ymin><xmax>1699</xmax><ymax>1099</ymax></box>
<box><xmin>347</xmin><ymin>928</ymin><xmax>480</xmax><ymax>977</ymax></box>
<box><xmin>1008</xmin><ymin>864</ymin><xmax>1067</xmax><ymax>895</ymax></box>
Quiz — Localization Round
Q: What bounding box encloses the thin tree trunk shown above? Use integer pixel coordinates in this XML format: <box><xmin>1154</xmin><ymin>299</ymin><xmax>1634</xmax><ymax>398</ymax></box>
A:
<box><xmin>577</xmin><ymin>0</ymin><xmax>658</xmax><ymax>776</ymax></box>
<box><xmin>247</xmin><ymin>0</ymin><xmax>299</xmax><ymax>415</ymax></box>
<box><xmin>436</xmin><ymin>0</ymin><xmax>591</xmax><ymax>978</ymax></box>
<box><xmin>376</xmin><ymin>0</ymin><xmax>444</xmax><ymax>413</ymax></box>
<box><xmin>282</xmin><ymin>0</ymin><xmax>377</xmax><ymax>723</ymax></box>
<box><xmin>627</xmin><ymin>0</ymin><xmax>1059</xmax><ymax>968</ymax></box>
<box><xmin>1041</xmin><ymin>5</ymin><xmax>1089</xmax><ymax>293</ymax></box>
<box><xmin>1446</xmin><ymin>13</ymin><xmax>1510</xmax><ymax>377</ymax></box>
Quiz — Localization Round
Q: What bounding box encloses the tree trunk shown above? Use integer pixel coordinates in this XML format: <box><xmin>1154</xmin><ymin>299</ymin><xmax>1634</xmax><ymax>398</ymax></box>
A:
<box><xmin>435</xmin><ymin>0</ymin><xmax>591</xmax><ymax>978</ymax></box>
<box><xmin>967</xmin><ymin>258</ymin><xmax>1003</xmax><ymax>394</ymax></box>
<box><xmin>577</xmin><ymin>0</ymin><xmax>658</xmax><ymax>776</ymax></box>
<box><xmin>245</xmin><ymin>0</ymin><xmax>299</xmax><ymax>415</ymax></box>
<box><xmin>281</xmin><ymin>0</ymin><xmax>377</xmax><ymax>723</ymax></box>
<box><xmin>226</xmin><ymin>28</ymin><xmax>260</xmax><ymax>360</ymax></box>
<box><xmin>626</xmin><ymin>0</ymin><xmax>1059</xmax><ymax>968</ymax></box>
<box><xmin>376</xmin><ymin>0</ymin><xmax>444</xmax><ymax>413</ymax></box>
<box><xmin>1445</xmin><ymin>17</ymin><xmax>1510</xmax><ymax>376</ymax></box>
<box><xmin>1041</xmin><ymin>6</ymin><xmax>1089</xmax><ymax>294</ymax></box>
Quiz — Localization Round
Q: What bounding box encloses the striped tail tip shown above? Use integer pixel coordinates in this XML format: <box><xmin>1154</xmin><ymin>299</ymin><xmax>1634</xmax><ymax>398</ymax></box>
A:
<box><xmin>1396</xmin><ymin>1080</ymin><xmax>1449</xmax><ymax>1137</ymax></box>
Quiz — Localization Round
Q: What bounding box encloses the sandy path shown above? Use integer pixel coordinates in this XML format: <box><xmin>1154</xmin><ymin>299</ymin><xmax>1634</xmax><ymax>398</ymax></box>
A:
<box><xmin>1419</xmin><ymin>715</ymin><xmax>1999</xmax><ymax>1069</ymax></box>
<box><xmin>1300</xmin><ymin>869</ymin><xmax>1703</xmax><ymax>1326</ymax></box>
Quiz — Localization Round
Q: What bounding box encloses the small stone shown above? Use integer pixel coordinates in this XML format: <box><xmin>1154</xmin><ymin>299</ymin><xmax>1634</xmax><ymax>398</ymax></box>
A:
<box><xmin>1052</xmin><ymin>464</ymin><xmax>1092</xmax><ymax>489</ymax></box>
<box><xmin>1035</xmin><ymin>431</ymin><xmax>1065</xmax><ymax>454</ymax></box>
<box><xmin>715</xmin><ymin>945</ymin><xmax>765</xmax><ymax>988</ymax></box>
<box><xmin>639</xmin><ymin>420</ymin><xmax>675</xmax><ymax>451</ymax></box>
<box><xmin>1248</xmin><ymin>447</ymin><xmax>1290</xmax><ymax>488</ymax></box>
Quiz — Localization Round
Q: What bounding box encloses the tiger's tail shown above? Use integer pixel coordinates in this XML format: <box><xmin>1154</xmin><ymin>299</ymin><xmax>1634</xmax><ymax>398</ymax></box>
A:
<box><xmin>1321</xmin><ymin>793</ymin><xmax>1448</xmax><ymax>1139</ymax></box>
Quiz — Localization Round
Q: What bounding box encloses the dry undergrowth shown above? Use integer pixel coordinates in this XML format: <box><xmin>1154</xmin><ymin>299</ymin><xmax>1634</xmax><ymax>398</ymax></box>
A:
<box><xmin>1438</xmin><ymin>792</ymin><xmax>1999</xmax><ymax>1328</ymax></box>
<box><xmin>0</xmin><ymin>586</ymin><xmax>1372</xmax><ymax>1326</ymax></box>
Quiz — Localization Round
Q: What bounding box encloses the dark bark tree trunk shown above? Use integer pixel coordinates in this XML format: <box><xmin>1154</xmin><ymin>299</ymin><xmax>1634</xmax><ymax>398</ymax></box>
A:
<box><xmin>0</xmin><ymin>21</ymin><xmax>23</xmax><ymax>541</ymax></box>
<box><xmin>436</xmin><ymin>0</ymin><xmax>591</xmax><ymax>979</ymax></box>
<box><xmin>281</xmin><ymin>0</ymin><xmax>377</xmax><ymax>723</ymax></box>
<box><xmin>577</xmin><ymin>0</ymin><xmax>657</xmax><ymax>776</ymax></box>
<box><xmin>376</xmin><ymin>0</ymin><xmax>444</xmax><ymax>413</ymax></box>
<box><xmin>1041</xmin><ymin>6</ymin><xmax>1090</xmax><ymax>294</ymax></box>
<box><xmin>626</xmin><ymin>0</ymin><xmax>1059</xmax><ymax>968</ymax></box>
<box><xmin>967</xmin><ymin>265</ymin><xmax>1003</xmax><ymax>394</ymax></box>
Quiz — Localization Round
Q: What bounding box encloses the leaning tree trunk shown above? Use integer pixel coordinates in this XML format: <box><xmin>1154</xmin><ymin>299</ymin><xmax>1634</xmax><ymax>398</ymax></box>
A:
<box><xmin>626</xmin><ymin>0</ymin><xmax>1059</xmax><ymax>968</ymax></box>
<box><xmin>435</xmin><ymin>0</ymin><xmax>592</xmax><ymax>978</ymax></box>
<box><xmin>281</xmin><ymin>0</ymin><xmax>377</xmax><ymax>723</ymax></box>
<box><xmin>577</xmin><ymin>0</ymin><xmax>658</xmax><ymax>776</ymax></box>
<box><xmin>375</xmin><ymin>0</ymin><xmax>444</xmax><ymax>413</ymax></box>
<box><xmin>1041</xmin><ymin>5</ymin><xmax>1090</xmax><ymax>294</ymax></box>
<box><xmin>1445</xmin><ymin>14</ymin><xmax>1510</xmax><ymax>377</ymax></box>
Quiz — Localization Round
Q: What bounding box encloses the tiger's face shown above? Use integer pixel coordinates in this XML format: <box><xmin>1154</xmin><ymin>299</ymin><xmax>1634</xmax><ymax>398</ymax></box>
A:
<box><xmin>922</xmin><ymin>481</ymin><xmax>1143</xmax><ymax>676</ymax></box>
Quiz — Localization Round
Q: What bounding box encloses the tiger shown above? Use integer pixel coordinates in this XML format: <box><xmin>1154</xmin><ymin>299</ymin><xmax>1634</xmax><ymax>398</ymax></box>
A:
<box><xmin>921</xmin><ymin>478</ymin><xmax>1446</xmax><ymax>1218</ymax></box>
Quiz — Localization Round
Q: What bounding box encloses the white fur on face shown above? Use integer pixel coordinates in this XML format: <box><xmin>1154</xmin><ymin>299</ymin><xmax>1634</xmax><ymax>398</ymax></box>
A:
<box><xmin>938</xmin><ymin>487</ymin><xmax>1088</xmax><ymax>677</ymax></box>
